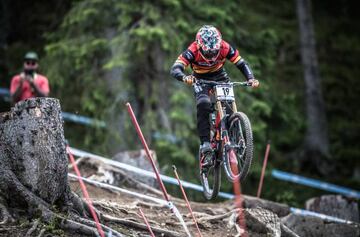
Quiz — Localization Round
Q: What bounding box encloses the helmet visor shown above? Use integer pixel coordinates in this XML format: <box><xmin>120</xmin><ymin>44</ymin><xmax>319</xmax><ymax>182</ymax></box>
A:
<box><xmin>201</xmin><ymin>48</ymin><xmax>219</xmax><ymax>60</ymax></box>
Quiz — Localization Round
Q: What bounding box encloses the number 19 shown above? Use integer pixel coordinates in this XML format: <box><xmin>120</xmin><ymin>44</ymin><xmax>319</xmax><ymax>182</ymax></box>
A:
<box><xmin>222</xmin><ymin>88</ymin><xmax>230</xmax><ymax>95</ymax></box>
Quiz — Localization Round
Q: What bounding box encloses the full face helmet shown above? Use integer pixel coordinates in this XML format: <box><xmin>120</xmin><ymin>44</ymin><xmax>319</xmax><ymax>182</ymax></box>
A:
<box><xmin>196</xmin><ymin>25</ymin><xmax>222</xmax><ymax>61</ymax></box>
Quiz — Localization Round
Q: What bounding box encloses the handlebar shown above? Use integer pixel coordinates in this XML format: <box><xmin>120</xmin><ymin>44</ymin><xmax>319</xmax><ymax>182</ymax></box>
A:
<box><xmin>195</xmin><ymin>79</ymin><xmax>252</xmax><ymax>87</ymax></box>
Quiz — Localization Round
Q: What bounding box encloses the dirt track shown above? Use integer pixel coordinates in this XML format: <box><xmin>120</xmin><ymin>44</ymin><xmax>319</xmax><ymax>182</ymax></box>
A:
<box><xmin>70</xmin><ymin>180</ymin><xmax>243</xmax><ymax>237</ymax></box>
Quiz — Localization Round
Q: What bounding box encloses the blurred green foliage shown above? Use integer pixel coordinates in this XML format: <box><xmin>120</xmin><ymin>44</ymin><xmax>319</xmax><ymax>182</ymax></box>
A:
<box><xmin>43</xmin><ymin>0</ymin><xmax>281</xmax><ymax>186</ymax></box>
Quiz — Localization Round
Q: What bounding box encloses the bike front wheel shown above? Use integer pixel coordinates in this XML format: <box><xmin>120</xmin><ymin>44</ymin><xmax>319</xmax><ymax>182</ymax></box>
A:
<box><xmin>223</xmin><ymin>112</ymin><xmax>253</xmax><ymax>182</ymax></box>
<box><xmin>199</xmin><ymin>151</ymin><xmax>221</xmax><ymax>200</ymax></box>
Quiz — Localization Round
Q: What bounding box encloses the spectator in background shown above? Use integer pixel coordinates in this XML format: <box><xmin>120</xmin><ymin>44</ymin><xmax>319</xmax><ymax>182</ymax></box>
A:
<box><xmin>10</xmin><ymin>51</ymin><xmax>49</xmax><ymax>104</ymax></box>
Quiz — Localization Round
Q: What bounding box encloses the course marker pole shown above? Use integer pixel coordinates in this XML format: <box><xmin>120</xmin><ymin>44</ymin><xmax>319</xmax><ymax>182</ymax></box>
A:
<box><xmin>139</xmin><ymin>208</ymin><xmax>155</xmax><ymax>237</ymax></box>
<box><xmin>68</xmin><ymin>174</ymin><xmax>168</xmax><ymax>206</ymax></box>
<box><xmin>126</xmin><ymin>103</ymin><xmax>170</xmax><ymax>202</ymax></box>
<box><xmin>173</xmin><ymin>166</ymin><xmax>203</xmax><ymax>237</ymax></box>
<box><xmin>229</xmin><ymin>149</ymin><xmax>248</xmax><ymax>237</ymax></box>
<box><xmin>69</xmin><ymin>146</ymin><xmax>234</xmax><ymax>199</ymax></box>
<box><xmin>257</xmin><ymin>142</ymin><xmax>271</xmax><ymax>198</ymax></box>
<box><xmin>126</xmin><ymin>102</ymin><xmax>191</xmax><ymax>237</ymax></box>
<box><xmin>66</xmin><ymin>145</ymin><xmax>105</xmax><ymax>237</ymax></box>
<box><xmin>290</xmin><ymin>207</ymin><xmax>356</xmax><ymax>224</ymax></box>
<box><xmin>272</xmin><ymin>169</ymin><xmax>360</xmax><ymax>199</ymax></box>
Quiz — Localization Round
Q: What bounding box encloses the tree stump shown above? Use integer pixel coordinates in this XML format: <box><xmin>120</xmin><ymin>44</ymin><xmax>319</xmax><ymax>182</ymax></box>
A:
<box><xmin>0</xmin><ymin>98</ymin><xmax>122</xmax><ymax>236</ymax></box>
<box><xmin>1</xmin><ymin>98</ymin><xmax>69</xmax><ymax>206</ymax></box>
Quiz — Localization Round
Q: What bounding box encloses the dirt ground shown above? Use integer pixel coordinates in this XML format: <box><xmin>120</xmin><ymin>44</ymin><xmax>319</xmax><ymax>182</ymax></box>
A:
<box><xmin>0</xmin><ymin>160</ymin><xmax>252</xmax><ymax>237</ymax></box>
<box><xmin>0</xmin><ymin>175</ymin><xmax>244</xmax><ymax>237</ymax></box>
<box><xmin>70</xmin><ymin>180</ymin><xmax>242</xmax><ymax>237</ymax></box>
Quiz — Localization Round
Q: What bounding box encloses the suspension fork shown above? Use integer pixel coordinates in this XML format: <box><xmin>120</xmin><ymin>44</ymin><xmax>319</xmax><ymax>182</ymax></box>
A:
<box><xmin>230</xmin><ymin>101</ymin><xmax>245</xmax><ymax>150</ymax></box>
<box><xmin>215</xmin><ymin>101</ymin><xmax>230</xmax><ymax>156</ymax></box>
<box><xmin>232</xmin><ymin>101</ymin><xmax>237</xmax><ymax>113</ymax></box>
<box><xmin>216</xmin><ymin>101</ymin><xmax>224</xmax><ymax>119</ymax></box>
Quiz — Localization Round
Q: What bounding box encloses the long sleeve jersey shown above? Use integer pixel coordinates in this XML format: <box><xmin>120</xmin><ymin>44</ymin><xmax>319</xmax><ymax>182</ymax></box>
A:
<box><xmin>170</xmin><ymin>40</ymin><xmax>255</xmax><ymax>81</ymax></box>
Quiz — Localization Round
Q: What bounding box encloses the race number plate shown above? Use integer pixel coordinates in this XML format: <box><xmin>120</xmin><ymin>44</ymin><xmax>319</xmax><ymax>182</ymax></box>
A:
<box><xmin>215</xmin><ymin>85</ymin><xmax>235</xmax><ymax>101</ymax></box>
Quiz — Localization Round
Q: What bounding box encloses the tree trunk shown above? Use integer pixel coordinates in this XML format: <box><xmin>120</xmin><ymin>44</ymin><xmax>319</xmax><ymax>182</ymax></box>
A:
<box><xmin>103</xmin><ymin>27</ymin><xmax>127</xmax><ymax>153</ymax></box>
<box><xmin>0</xmin><ymin>98</ymin><xmax>122</xmax><ymax>236</ymax></box>
<box><xmin>129</xmin><ymin>43</ymin><xmax>171</xmax><ymax>145</ymax></box>
<box><xmin>151</xmin><ymin>43</ymin><xmax>171</xmax><ymax>132</ymax></box>
<box><xmin>295</xmin><ymin>0</ymin><xmax>330</xmax><ymax>169</ymax></box>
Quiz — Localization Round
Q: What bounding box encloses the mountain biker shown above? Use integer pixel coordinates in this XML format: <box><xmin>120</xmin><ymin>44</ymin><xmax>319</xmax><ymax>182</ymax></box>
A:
<box><xmin>10</xmin><ymin>51</ymin><xmax>50</xmax><ymax>104</ymax></box>
<box><xmin>170</xmin><ymin>25</ymin><xmax>259</xmax><ymax>169</ymax></box>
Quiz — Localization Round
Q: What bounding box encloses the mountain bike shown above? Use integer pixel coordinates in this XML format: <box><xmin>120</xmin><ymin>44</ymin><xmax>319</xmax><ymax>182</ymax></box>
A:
<box><xmin>195</xmin><ymin>79</ymin><xmax>254</xmax><ymax>200</ymax></box>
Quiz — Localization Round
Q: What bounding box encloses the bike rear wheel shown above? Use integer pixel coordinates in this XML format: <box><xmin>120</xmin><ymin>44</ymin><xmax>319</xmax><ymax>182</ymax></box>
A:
<box><xmin>199</xmin><ymin>151</ymin><xmax>221</xmax><ymax>200</ymax></box>
<box><xmin>223</xmin><ymin>112</ymin><xmax>253</xmax><ymax>182</ymax></box>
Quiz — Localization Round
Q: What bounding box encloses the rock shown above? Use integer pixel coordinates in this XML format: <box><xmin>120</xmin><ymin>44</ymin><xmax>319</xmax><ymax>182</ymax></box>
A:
<box><xmin>245</xmin><ymin>208</ymin><xmax>282</xmax><ymax>237</ymax></box>
<box><xmin>282</xmin><ymin>213</ymin><xmax>360</xmax><ymax>237</ymax></box>
<box><xmin>228</xmin><ymin>207</ymin><xmax>299</xmax><ymax>237</ymax></box>
<box><xmin>112</xmin><ymin>149</ymin><xmax>160</xmax><ymax>188</ymax></box>
<box><xmin>281</xmin><ymin>224</ymin><xmax>300</xmax><ymax>237</ymax></box>
<box><xmin>305</xmin><ymin>195</ymin><xmax>359</xmax><ymax>222</ymax></box>
<box><xmin>243</xmin><ymin>195</ymin><xmax>290</xmax><ymax>217</ymax></box>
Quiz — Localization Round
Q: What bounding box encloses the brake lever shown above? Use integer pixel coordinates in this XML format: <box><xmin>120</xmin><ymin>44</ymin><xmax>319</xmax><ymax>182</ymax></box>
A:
<box><xmin>193</xmin><ymin>81</ymin><xmax>203</xmax><ymax>93</ymax></box>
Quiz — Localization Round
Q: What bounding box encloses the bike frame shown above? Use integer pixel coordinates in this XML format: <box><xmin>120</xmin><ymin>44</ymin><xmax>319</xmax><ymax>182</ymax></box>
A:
<box><xmin>202</xmin><ymin>79</ymin><xmax>250</xmax><ymax>164</ymax></box>
<box><xmin>197</xmin><ymin>79</ymin><xmax>253</xmax><ymax>199</ymax></box>
<box><xmin>212</xmin><ymin>95</ymin><xmax>237</xmax><ymax>163</ymax></box>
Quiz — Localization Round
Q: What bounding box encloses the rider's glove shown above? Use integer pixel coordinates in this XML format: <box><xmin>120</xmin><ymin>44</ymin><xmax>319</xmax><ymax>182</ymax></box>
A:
<box><xmin>248</xmin><ymin>79</ymin><xmax>260</xmax><ymax>88</ymax></box>
<box><xmin>182</xmin><ymin>75</ymin><xmax>195</xmax><ymax>86</ymax></box>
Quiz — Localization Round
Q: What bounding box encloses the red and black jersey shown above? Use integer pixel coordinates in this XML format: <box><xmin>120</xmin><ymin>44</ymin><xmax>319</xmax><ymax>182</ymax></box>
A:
<box><xmin>176</xmin><ymin>40</ymin><xmax>241</xmax><ymax>75</ymax></box>
<box><xmin>170</xmin><ymin>40</ymin><xmax>254</xmax><ymax>82</ymax></box>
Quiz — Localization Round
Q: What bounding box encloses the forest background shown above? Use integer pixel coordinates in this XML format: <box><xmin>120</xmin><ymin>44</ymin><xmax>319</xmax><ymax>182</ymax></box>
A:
<box><xmin>1</xmin><ymin>0</ymin><xmax>359</xmax><ymax>206</ymax></box>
